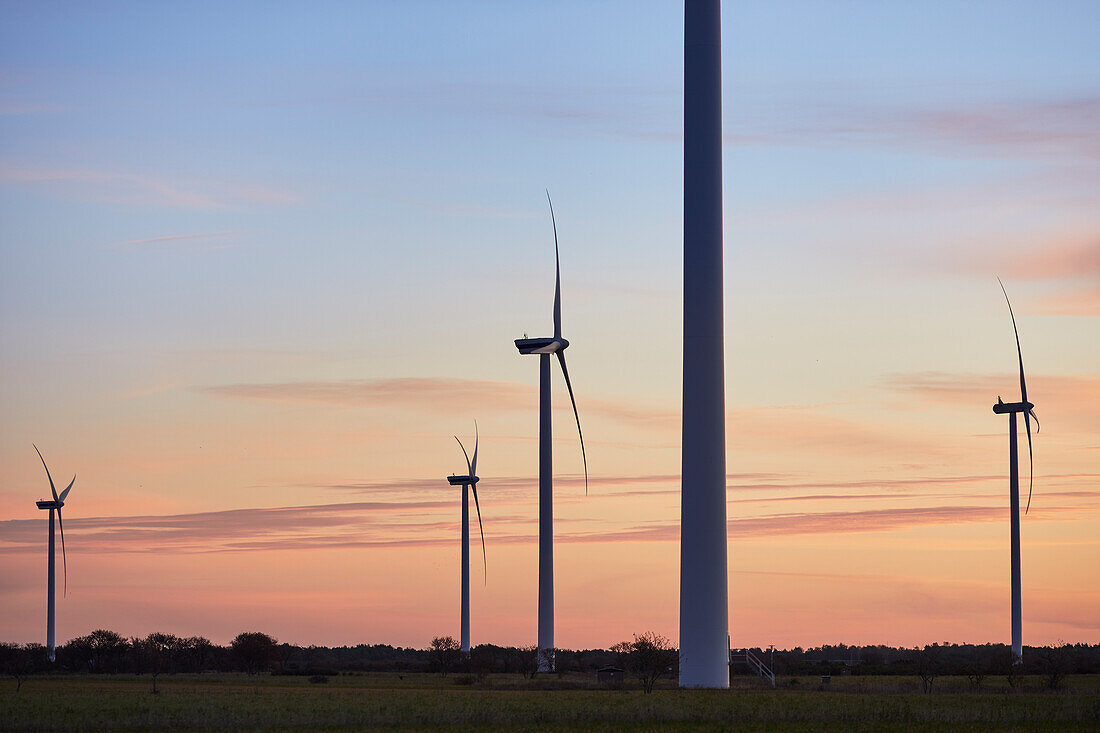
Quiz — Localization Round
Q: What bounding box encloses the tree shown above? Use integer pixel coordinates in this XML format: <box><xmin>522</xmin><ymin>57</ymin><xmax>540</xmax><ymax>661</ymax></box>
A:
<box><xmin>87</xmin><ymin>629</ymin><xmax>129</xmax><ymax>672</ymax></box>
<box><xmin>1040</xmin><ymin>641</ymin><xmax>1072</xmax><ymax>690</ymax></box>
<box><xmin>609</xmin><ymin>640</ymin><xmax>632</xmax><ymax>670</ymax></box>
<box><xmin>231</xmin><ymin>632</ymin><xmax>278</xmax><ymax>675</ymax></box>
<box><xmin>554</xmin><ymin>648</ymin><xmax>578</xmax><ymax>678</ymax></box>
<box><xmin>916</xmin><ymin>644</ymin><xmax>940</xmax><ymax>693</ymax></box>
<box><xmin>59</xmin><ymin>634</ymin><xmax>94</xmax><ymax>672</ymax></box>
<box><xmin>0</xmin><ymin>643</ymin><xmax>41</xmax><ymax>692</ymax></box>
<box><xmin>429</xmin><ymin>636</ymin><xmax>462</xmax><ymax>677</ymax></box>
<box><xmin>131</xmin><ymin>633</ymin><xmax>182</xmax><ymax>693</ymax></box>
<box><xmin>623</xmin><ymin>632</ymin><xmax>677</xmax><ymax>694</ymax></box>
<box><xmin>181</xmin><ymin>636</ymin><xmax>214</xmax><ymax>672</ymax></box>
<box><xmin>513</xmin><ymin>645</ymin><xmax>539</xmax><ymax>680</ymax></box>
<box><xmin>965</xmin><ymin>663</ymin><xmax>988</xmax><ymax>691</ymax></box>
<box><xmin>469</xmin><ymin>645</ymin><xmax>496</xmax><ymax>681</ymax></box>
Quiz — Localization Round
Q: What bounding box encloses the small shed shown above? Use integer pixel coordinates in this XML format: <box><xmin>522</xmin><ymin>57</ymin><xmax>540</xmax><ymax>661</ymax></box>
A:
<box><xmin>597</xmin><ymin>666</ymin><xmax>625</xmax><ymax>684</ymax></box>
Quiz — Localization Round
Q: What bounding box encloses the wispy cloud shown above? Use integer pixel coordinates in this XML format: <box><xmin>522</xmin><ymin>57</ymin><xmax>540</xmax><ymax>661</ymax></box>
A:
<box><xmin>360</xmin><ymin>187</ymin><xmax>534</xmax><ymax>220</ymax></box>
<box><xmin>0</xmin><ymin>102</ymin><xmax>68</xmax><ymax>116</ymax></box>
<box><xmin>203</xmin><ymin>377</ymin><xmax>534</xmax><ymax>413</ymax></box>
<box><xmin>1036</xmin><ymin>284</ymin><xmax>1100</xmax><ymax>317</ymax></box>
<box><xmin>999</xmin><ymin>236</ymin><xmax>1100</xmax><ymax>317</ymax></box>
<box><xmin>887</xmin><ymin>97</ymin><xmax>1100</xmax><ymax>159</ymax></box>
<box><xmin>315</xmin><ymin>470</ymin><xmax>1098</xmax><ymax>509</ymax></box>
<box><xmin>202</xmin><ymin>376</ymin><xmax>679</xmax><ymax>426</ymax></box>
<box><xmin>0</xmin><ymin>165</ymin><xmax>298</xmax><ymax>209</ymax></box>
<box><xmin>722</xmin><ymin>95</ymin><xmax>1100</xmax><ymax>160</ymax></box>
<box><xmin>1002</xmin><ymin>236</ymin><xmax>1100</xmax><ymax>281</ymax></box>
<box><xmin>203</xmin><ymin>377</ymin><xmax>936</xmax><ymax>459</ymax></box>
<box><xmin>112</xmin><ymin>231</ymin><xmax>241</xmax><ymax>249</ymax></box>
<box><xmin>4</xmin><ymin>489</ymin><xmax>1096</xmax><ymax>556</ymax></box>
<box><xmin>0</xmin><ymin>499</ymin><xmax>452</xmax><ymax>555</ymax></box>
<box><xmin>569</xmin><ymin>503</ymin><xmax>1092</xmax><ymax>546</ymax></box>
<box><xmin>619</xmin><ymin>95</ymin><xmax>1100</xmax><ymax>162</ymax></box>
<box><xmin>884</xmin><ymin>372</ymin><xmax>1100</xmax><ymax>415</ymax></box>
<box><xmin>920</xmin><ymin>234</ymin><xmax>1100</xmax><ymax>315</ymax></box>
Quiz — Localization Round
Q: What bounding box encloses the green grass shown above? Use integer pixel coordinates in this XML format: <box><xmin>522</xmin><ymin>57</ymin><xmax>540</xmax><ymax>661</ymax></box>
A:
<box><xmin>2</xmin><ymin>673</ymin><xmax>1099</xmax><ymax>731</ymax></box>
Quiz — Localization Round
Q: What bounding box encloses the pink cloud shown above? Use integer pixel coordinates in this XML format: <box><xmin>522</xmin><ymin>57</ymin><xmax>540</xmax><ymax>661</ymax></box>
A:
<box><xmin>4</xmin><ymin>488</ymin><xmax>1096</xmax><ymax>556</ymax></box>
<box><xmin>564</xmin><ymin>502</ymin><xmax>1092</xmax><ymax>546</ymax></box>
<box><xmin>904</xmin><ymin>233</ymin><xmax>1100</xmax><ymax>314</ymax></box>
<box><xmin>206</xmin><ymin>377</ymin><xmax>942</xmax><ymax>460</ymax></box>
<box><xmin>718</xmin><ymin>96</ymin><xmax>1100</xmax><ymax>160</ymax></box>
<box><xmin>885</xmin><ymin>372</ymin><xmax>1100</xmax><ymax>428</ymax></box>
<box><xmin>1036</xmin><ymin>283</ymin><xmax>1100</xmax><ymax>317</ymax></box>
<box><xmin>1003</xmin><ymin>236</ymin><xmax>1100</xmax><ymax>281</ymax></box>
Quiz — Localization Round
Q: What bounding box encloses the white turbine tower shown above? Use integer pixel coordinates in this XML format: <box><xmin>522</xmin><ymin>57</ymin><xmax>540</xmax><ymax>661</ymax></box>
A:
<box><xmin>514</xmin><ymin>192</ymin><xmax>587</xmax><ymax>672</ymax></box>
<box><xmin>33</xmin><ymin>445</ymin><xmax>75</xmax><ymax>663</ymax></box>
<box><xmin>993</xmin><ymin>279</ymin><xmax>1039</xmax><ymax>664</ymax></box>
<box><xmin>680</xmin><ymin>0</ymin><xmax>729</xmax><ymax>688</ymax></box>
<box><xmin>447</xmin><ymin>426</ymin><xmax>486</xmax><ymax>654</ymax></box>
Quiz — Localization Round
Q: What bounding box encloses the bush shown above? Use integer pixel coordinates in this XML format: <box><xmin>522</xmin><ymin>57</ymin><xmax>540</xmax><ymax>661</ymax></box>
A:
<box><xmin>613</xmin><ymin>632</ymin><xmax>677</xmax><ymax>694</ymax></box>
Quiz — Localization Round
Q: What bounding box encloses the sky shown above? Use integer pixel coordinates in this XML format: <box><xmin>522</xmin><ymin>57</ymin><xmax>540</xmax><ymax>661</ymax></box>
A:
<box><xmin>1</xmin><ymin>1</ymin><xmax>1097</xmax><ymax>651</ymax></box>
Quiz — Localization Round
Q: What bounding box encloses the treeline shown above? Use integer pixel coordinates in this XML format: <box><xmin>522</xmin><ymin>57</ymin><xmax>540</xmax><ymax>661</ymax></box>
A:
<box><xmin>743</xmin><ymin>642</ymin><xmax>1100</xmax><ymax>681</ymax></box>
<box><xmin>0</xmin><ymin>633</ymin><xmax>645</xmax><ymax>678</ymax></box>
<box><xmin>3</xmin><ymin>631</ymin><xmax>1100</xmax><ymax>681</ymax></box>
<box><xmin>0</xmin><ymin>631</ymin><xmax>290</xmax><ymax>680</ymax></box>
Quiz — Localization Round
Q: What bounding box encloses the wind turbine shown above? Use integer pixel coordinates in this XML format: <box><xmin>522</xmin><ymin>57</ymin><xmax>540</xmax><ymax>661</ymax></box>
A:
<box><xmin>992</xmin><ymin>279</ymin><xmax>1039</xmax><ymax>664</ymax></box>
<box><xmin>33</xmin><ymin>445</ymin><xmax>75</xmax><ymax>663</ymax></box>
<box><xmin>514</xmin><ymin>192</ymin><xmax>587</xmax><ymax>672</ymax></box>
<box><xmin>447</xmin><ymin>425</ymin><xmax>486</xmax><ymax>654</ymax></box>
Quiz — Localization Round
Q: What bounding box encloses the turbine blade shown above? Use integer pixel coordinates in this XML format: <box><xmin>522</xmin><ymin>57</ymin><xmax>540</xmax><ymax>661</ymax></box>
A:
<box><xmin>1029</xmin><ymin>408</ymin><xmax>1040</xmax><ymax>434</ymax></box>
<box><xmin>470</xmin><ymin>421</ymin><xmax>478</xmax><ymax>478</ymax></box>
<box><xmin>997</xmin><ymin>277</ymin><xmax>1028</xmax><ymax>404</ymax></box>
<box><xmin>59</xmin><ymin>475</ymin><xmax>75</xmax><ymax>503</ymax></box>
<box><xmin>34</xmin><ymin>444</ymin><xmax>58</xmax><ymax>502</ymax></box>
<box><xmin>1024</xmin><ymin>410</ymin><xmax>1034</xmax><ymax>515</ymax></box>
<box><xmin>555</xmin><ymin>351</ymin><xmax>588</xmax><ymax>495</ymax></box>
<box><xmin>454</xmin><ymin>436</ymin><xmax>473</xmax><ymax>477</ymax></box>
<box><xmin>547</xmin><ymin>190</ymin><xmax>561</xmax><ymax>340</ymax></box>
<box><xmin>58</xmin><ymin>509</ymin><xmax>68</xmax><ymax>597</ymax></box>
<box><xmin>471</xmin><ymin>483</ymin><xmax>487</xmax><ymax>585</ymax></box>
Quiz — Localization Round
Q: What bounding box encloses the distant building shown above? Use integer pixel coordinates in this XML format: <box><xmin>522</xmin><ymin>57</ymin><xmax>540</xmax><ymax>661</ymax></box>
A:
<box><xmin>597</xmin><ymin>666</ymin><xmax>624</xmax><ymax>684</ymax></box>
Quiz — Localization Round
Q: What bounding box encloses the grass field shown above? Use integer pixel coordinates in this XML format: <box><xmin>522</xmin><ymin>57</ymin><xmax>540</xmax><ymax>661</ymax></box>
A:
<box><xmin>2</xmin><ymin>673</ymin><xmax>1099</xmax><ymax>731</ymax></box>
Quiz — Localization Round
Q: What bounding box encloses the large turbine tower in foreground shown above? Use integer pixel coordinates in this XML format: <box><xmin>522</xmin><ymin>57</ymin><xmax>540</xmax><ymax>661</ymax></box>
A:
<box><xmin>514</xmin><ymin>193</ymin><xmax>587</xmax><ymax>672</ymax></box>
<box><xmin>680</xmin><ymin>0</ymin><xmax>729</xmax><ymax>688</ymax></box>
<box><xmin>993</xmin><ymin>280</ymin><xmax>1040</xmax><ymax>664</ymax></box>
<box><xmin>33</xmin><ymin>445</ymin><xmax>75</xmax><ymax>663</ymax></box>
<box><xmin>447</xmin><ymin>426</ymin><xmax>486</xmax><ymax>654</ymax></box>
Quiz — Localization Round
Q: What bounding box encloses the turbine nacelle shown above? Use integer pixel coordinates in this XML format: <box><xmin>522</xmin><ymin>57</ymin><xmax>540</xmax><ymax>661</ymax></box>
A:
<box><xmin>993</xmin><ymin>400</ymin><xmax>1034</xmax><ymax>414</ymax></box>
<box><xmin>36</xmin><ymin>500</ymin><xmax>63</xmax><ymax>510</ymax></box>
<box><xmin>447</xmin><ymin>475</ymin><xmax>479</xmax><ymax>486</ymax></box>
<box><xmin>515</xmin><ymin>337</ymin><xmax>568</xmax><ymax>355</ymax></box>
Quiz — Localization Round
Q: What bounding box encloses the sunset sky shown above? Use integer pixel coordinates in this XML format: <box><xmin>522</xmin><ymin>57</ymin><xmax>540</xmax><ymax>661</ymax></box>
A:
<box><xmin>1</xmin><ymin>1</ymin><xmax>1097</xmax><ymax>652</ymax></box>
